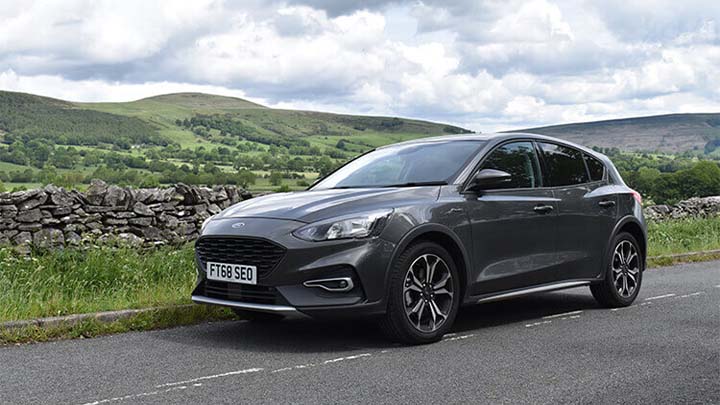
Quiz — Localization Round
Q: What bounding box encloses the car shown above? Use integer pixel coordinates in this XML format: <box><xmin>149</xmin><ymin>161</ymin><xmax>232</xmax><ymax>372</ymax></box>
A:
<box><xmin>192</xmin><ymin>133</ymin><xmax>646</xmax><ymax>344</ymax></box>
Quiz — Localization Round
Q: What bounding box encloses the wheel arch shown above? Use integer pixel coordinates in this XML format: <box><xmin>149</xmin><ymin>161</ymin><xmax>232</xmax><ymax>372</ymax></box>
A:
<box><xmin>386</xmin><ymin>224</ymin><xmax>471</xmax><ymax>301</ymax></box>
<box><xmin>605</xmin><ymin>216</ymin><xmax>647</xmax><ymax>274</ymax></box>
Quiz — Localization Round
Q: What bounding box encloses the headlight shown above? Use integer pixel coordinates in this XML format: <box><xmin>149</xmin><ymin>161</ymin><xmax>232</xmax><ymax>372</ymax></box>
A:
<box><xmin>292</xmin><ymin>209</ymin><xmax>393</xmax><ymax>242</ymax></box>
<box><xmin>201</xmin><ymin>215</ymin><xmax>215</xmax><ymax>233</ymax></box>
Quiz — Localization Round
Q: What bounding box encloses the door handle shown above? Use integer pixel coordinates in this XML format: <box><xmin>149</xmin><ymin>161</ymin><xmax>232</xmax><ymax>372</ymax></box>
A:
<box><xmin>598</xmin><ymin>200</ymin><xmax>616</xmax><ymax>208</ymax></box>
<box><xmin>533</xmin><ymin>204</ymin><xmax>554</xmax><ymax>214</ymax></box>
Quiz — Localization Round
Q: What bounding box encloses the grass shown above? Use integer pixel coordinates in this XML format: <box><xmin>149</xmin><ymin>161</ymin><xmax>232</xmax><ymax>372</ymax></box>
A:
<box><xmin>0</xmin><ymin>305</ymin><xmax>235</xmax><ymax>345</ymax></box>
<box><xmin>0</xmin><ymin>245</ymin><xmax>197</xmax><ymax>322</ymax></box>
<box><xmin>1</xmin><ymin>217</ymin><xmax>719</xmax><ymax>344</ymax></box>
<box><xmin>647</xmin><ymin>216</ymin><xmax>720</xmax><ymax>256</ymax></box>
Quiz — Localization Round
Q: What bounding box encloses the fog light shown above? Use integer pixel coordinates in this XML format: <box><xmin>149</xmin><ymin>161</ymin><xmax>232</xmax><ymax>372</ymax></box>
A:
<box><xmin>303</xmin><ymin>277</ymin><xmax>354</xmax><ymax>292</ymax></box>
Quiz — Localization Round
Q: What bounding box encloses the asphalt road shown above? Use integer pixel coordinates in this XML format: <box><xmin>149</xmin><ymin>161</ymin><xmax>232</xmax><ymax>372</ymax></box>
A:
<box><xmin>1</xmin><ymin>261</ymin><xmax>719</xmax><ymax>405</ymax></box>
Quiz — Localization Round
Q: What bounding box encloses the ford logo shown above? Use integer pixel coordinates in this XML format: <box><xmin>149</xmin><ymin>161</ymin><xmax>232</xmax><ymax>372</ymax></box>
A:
<box><xmin>231</xmin><ymin>222</ymin><xmax>246</xmax><ymax>229</ymax></box>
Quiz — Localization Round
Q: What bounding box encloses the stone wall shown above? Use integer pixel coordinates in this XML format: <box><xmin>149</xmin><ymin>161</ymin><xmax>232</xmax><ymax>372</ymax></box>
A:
<box><xmin>0</xmin><ymin>181</ymin><xmax>251</xmax><ymax>249</ymax></box>
<box><xmin>644</xmin><ymin>196</ymin><xmax>720</xmax><ymax>221</ymax></box>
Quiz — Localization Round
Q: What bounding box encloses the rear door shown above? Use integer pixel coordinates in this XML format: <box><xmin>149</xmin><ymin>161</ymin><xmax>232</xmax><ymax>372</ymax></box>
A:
<box><xmin>537</xmin><ymin>142</ymin><xmax>617</xmax><ymax>280</ymax></box>
<box><xmin>466</xmin><ymin>141</ymin><xmax>560</xmax><ymax>295</ymax></box>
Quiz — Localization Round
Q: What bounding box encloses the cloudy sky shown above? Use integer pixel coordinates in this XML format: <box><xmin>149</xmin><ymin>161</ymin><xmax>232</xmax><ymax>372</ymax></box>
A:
<box><xmin>0</xmin><ymin>0</ymin><xmax>718</xmax><ymax>131</ymax></box>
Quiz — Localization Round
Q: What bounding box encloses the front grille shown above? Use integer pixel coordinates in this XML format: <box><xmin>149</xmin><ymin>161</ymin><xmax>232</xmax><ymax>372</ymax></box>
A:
<box><xmin>201</xmin><ymin>280</ymin><xmax>284</xmax><ymax>305</ymax></box>
<box><xmin>195</xmin><ymin>236</ymin><xmax>286</xmax><ymax>279</ymax></box>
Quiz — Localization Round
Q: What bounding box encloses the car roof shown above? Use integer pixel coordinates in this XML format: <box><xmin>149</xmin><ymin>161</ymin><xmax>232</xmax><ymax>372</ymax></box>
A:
<box><xmin>379</xmin><ymin>132</ymin><xmax>607</xmax><ymax>159</ymax></box>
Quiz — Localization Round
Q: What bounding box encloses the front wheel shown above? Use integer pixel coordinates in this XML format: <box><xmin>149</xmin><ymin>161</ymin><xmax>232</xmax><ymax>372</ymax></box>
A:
<box><xmin>590</xmin><ymin>232</ymin><xmax>643</xmax><ymax>307</ymax></box>
<box><xmin>380</xmin><ymin>241</ymin><xmax>461</xmax><ymax>344</ymax></box>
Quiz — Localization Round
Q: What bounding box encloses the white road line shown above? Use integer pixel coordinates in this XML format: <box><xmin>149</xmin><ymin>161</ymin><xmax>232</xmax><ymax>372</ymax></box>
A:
<box><xmin>443</xmin><ymin>334</ymin><xmax>475</xmax><ymax>341</ymax></box>
<box><xmin>542</xmin><ymin>310</ymin><xmax>583</xmax><ymax>319</ymax></box>
<box><xmin>322</xmin><ymin>353</ymin><xmax>371</xmax><ymax>364</ymax></box>
<box><xmin>644</xmin><ymin>293</ymin><xmax>676</xmax><ymax>301</ymax></box>
<box><xmin>272</xmin><ymin>363</ymin><xmax>316</xmax><ymax>373</ymax></box>
<box><xmin>155</xmin><ymin>368</ymin><xmax>263</xmax><ymax>388</ymax></box>
<box><xmin>81</xmin><ymin>386</ymin><xmax>188</xmax><ymax>405</ymax></box>
<box><xmin>525</xmin><ymin>320</ymin><xmax>552</xmax><ymax>328</ymax></box>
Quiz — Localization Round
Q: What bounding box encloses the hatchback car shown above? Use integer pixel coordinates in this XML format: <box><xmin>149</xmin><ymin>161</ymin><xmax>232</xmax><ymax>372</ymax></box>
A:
<box><xmin>193</xmin><ymin>133</ymin><xmax>646</xmax><ymax>344</ymax></box>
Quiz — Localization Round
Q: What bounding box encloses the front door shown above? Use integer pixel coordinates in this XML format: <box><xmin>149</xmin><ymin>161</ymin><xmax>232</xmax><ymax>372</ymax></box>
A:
<box><xmin>466</xmin><ymin>141</ymin><xmax>559</xmax><ymax>296</ymax></box>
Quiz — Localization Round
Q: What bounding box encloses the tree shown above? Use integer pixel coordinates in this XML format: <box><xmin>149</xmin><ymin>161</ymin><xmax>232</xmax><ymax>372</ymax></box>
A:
<box><xmin>269</xmin><ymin>171</ymin><xmax>283</xmax><ymax>186</ymax></box>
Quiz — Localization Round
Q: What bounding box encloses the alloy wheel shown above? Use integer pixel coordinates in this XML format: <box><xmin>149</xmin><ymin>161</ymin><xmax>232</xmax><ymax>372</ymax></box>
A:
<box><xmin>612</xmin><ymin>240</ymin><xmax>640</xmax><ymax>297</ymax></box>
<box><xmin>403</xmin><ymin>254</ymin><xmax>454</xmax><ymax>333</ymax></box>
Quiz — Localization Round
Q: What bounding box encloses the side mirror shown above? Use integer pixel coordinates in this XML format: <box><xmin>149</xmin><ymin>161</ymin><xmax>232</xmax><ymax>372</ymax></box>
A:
<box><xmin>467</xmin><ymin>169</ymin><xmax>512</xmax><ymax>191</ymax></box>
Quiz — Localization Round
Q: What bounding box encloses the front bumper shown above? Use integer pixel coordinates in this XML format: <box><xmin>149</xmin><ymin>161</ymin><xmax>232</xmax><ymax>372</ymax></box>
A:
<box><xmin>191</xmin><ymin>295</ymin><xmax>300</xmax><ymax>314</ymax></box>
<box><xmin>192</xmin><ymin>217</ymin><xmax>396</xmax><ymax>318</ymax></box>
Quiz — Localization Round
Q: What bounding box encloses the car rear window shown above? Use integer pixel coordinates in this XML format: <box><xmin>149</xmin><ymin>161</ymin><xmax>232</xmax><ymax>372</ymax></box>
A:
<box><xmin>584</xmin><ymin>154</ymin><xmax>605</xmax><ymax>181</ymax></box>
<box><xmin>538</xmin><ymin>142</ymin><xmax>589</xmax><ymax>186</ymax></box>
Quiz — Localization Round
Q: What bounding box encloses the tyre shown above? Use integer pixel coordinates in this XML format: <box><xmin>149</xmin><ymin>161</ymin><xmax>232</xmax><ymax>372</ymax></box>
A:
<box><xmin>590</xmin><ymin>232</ymin><xmax>643</xmax><ymax>307</ymax></box>
<box><xmin>231</xmin><ymin>308</ymin><xmax>285</xmax><ymax>322</ymax></box>
<box><xmin>380</xmin><ymin>241</ymin><xmax>461</xmax><ymax>344</ymax></box>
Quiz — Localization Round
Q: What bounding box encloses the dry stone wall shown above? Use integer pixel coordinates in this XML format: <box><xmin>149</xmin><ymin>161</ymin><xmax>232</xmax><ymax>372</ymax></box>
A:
<box><xmin>0</xmin><ymin>181</ymin><xmax>251</xmax><ymax>249</ymax></box>
<box><xmin>644</xmin><ymin>196</ymin><xmax>720</xmax><ymax>221</ymax></box>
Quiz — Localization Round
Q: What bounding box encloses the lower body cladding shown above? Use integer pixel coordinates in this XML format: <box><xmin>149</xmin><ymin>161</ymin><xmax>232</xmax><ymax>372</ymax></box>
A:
<box><xmin>191</xmin><ymin>218</ymin><xmax>396</xmax><ymax>319</ymax></box>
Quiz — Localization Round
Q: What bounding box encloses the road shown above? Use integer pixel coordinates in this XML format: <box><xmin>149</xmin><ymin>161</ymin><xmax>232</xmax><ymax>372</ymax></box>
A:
<box><xmin>1</xmin><ymin>261</ymin><xmax>719</xmax><ymax>404</ymax></box>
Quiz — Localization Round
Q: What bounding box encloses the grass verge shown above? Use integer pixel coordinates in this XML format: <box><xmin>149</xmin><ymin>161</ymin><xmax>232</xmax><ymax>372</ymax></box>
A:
<box><xmin>0</xmin><ymin>305</ymin><xmax>235</xmax><ymax>345</ymax></box>
<box><xmin>0</xmin><ymin>245</ymin><xmax>197</xmax><ymax>322</ymax></box>
<box><xmin>647</xmin><ymin>216</ymin><xmax>720</xmax><ymax>257</ymax></box>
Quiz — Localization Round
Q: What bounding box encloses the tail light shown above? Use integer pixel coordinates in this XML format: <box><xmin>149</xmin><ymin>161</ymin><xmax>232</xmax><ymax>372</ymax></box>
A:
<box><xmin>630</xmin><ymin>190</ymin><xmax>642</xmax><ymax>205</ymax></box>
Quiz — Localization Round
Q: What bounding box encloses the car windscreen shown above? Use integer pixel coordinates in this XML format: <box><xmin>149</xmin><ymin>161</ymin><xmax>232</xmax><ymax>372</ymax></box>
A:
<box><xmin>311</xmin><ymin>140</ymin><xmax>486</xmax><ymax>189</ymax></box>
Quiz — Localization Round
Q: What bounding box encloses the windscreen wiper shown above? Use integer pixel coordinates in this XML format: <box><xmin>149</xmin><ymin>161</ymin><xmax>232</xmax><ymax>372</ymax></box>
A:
<box><xmin>382</xmin><ymin>181</ymin><xmax>448</xmax><ymax>188</ymax></box>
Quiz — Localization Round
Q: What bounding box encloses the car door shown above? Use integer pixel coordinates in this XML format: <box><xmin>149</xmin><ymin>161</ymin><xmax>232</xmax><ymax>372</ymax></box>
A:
<box><xmin>536</xmin><ymin>142</ymin><xmax>617</xmax><ymax>280</ymax></box>
<box><xmin>466</xmin><ymin>140</ymin><xmax>560</xmax><ymax>296</ymax></box>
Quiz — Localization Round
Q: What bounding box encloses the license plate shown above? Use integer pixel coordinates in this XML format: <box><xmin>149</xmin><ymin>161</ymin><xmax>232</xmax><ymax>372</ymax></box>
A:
<box><xmin>206</xmin><ymin>262</ymin><xmax>257</xmax><ymax>285</ymax></box>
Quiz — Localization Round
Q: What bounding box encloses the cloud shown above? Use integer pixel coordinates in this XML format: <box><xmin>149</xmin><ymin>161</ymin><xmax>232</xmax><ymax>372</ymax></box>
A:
<box><xmin>0</xmin><ymin>0</ymin><xmax>717</xmax><ymax>132</ymax></box>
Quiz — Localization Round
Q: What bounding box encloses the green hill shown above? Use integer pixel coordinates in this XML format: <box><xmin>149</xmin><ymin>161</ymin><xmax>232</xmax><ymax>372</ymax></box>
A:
<box><xmin>514</xmin><ymin>113</ymin><xmax>720</xmax><ymax>154</ymax></box>
<box><xmin>0</xmin><ymin>91</ymin><xmax>164</xmax><ymax>148</ymax></box>
<box><xmin>0</xmin><ymin>90</ymin><xmax>470</xmax><ymax>191</ymax></box>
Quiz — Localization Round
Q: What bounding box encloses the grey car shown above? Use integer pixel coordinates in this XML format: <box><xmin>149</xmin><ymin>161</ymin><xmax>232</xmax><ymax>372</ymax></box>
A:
<box><xmin>193</xmin><ymin>133</ymin><xmax>646</xmax><ymax>344</ymax></box>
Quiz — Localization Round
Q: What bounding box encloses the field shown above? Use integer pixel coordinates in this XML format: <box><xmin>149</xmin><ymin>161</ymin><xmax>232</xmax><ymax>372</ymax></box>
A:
<box><xmin>0</xmin><ymin>90</ymin><xmax>468</xmax><ymax>193</ymax></box>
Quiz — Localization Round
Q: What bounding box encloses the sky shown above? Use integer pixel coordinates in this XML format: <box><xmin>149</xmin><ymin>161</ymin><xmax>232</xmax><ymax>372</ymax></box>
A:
<box><xmin>0</xmin><ymin>0</ymin><xmax>718</xmax><ymax>132</ymax></box>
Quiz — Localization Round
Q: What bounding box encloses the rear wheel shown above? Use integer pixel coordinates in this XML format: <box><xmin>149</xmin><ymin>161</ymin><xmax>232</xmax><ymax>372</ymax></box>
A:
<box><xmin>590</xmin><ymin>232</ymin><xmax>643</xmax><ymax>307</ymax></box>
<box><xmin>231</xmin><ymin>308</ymin><xmax>285</xmax><ymax>322</ymax></box>
<box><xmin>380</xmin><ymin>241</ymin><xmax>461</xmax><ymax>344</ymax></box>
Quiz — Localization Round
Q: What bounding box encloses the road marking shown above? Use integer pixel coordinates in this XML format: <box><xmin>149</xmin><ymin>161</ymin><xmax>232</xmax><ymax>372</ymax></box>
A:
<box><xmin>155</xmin><ymin>367</ymin><xmax>263</xmax><ymax>388</ymax></box>
<box><xmin>543</xmin><ymin>310</ymin><xmax>583</xmax><ymax>319</ymax></box>
<box><xmin>322</xmin><ymin>353</ymin><xmax>371</xmax><ymax>364</ymax></box>
<box><xmin>81</xmin><ymin>386</ymin><xmax>188</xmax><ymax>405</ymax></box>
<box><xmin>443</xmin><ymin>334</ymin><xmax>475</xmax><ymax>341</ymax></box>
<box><xmin>644</xmin><ymin>293</ymin><xmax>676</xmax><ymax>301</ymax></box>
<box><xmin>525</xmin><ymin>320</ymin><xmax>552</xmax><ymax>328</ymax></box>
<box><xmin>271</xmin><ymin>363</ymin><xmax>316</xmax><ymax>373</ymax></box>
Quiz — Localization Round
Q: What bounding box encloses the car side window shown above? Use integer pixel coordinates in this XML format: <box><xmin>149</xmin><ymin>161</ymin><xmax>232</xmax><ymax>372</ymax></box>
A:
<box><xmin>479</xmin><ymin>141</ymin><xmax>542</xmax><ymax>189</ymax></box>
<box><xmin>538</xmin><ymin>142</ymin><xmax>589</xmax><ymax>186</ymax></box>
<box><xmin>584</xmin><ymin>154</ymin><xmax>605</xmax><ymax>181</ymax></box>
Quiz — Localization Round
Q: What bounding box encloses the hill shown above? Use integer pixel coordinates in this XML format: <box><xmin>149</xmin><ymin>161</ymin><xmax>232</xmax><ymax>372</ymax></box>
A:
<box><xmin>0</xmin><ymin>90</ymin><xmax>470</xmax><ymax>191</ymax></box>
<box><xmin>514</xmin><ymin>113</ymin><xmax>720</xmax><ymax>154</ymax></box>
<box><xmin>0</xmin><ymin>91</ymin><xmax>164</xmax><ymax>148</ymax></box>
